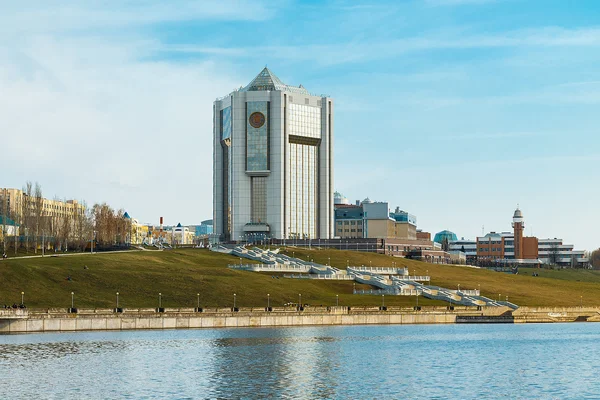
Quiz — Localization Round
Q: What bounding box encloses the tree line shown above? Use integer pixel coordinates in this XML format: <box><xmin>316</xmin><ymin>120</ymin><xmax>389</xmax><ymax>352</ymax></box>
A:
<box><xmin>0</xmin><ymin>181</ymin><xmax>131</xmax><ymax>254</ymax></box>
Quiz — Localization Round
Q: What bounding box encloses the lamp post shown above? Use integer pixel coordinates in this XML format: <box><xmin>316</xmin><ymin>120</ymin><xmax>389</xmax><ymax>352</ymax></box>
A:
<box><xmin>197</xmin><ymin>293</ymin><xmax>200</xmax><ymax>309</ymax></box>
<box><xmin>234</xmin><ymin>293</ymin><xmax>237</xmax><ymax>309</ymax></box>
<box><xmin>498</xmin><ymin>293</ymin><xmax>501</xmax><ymax>302</ymax></box>
<box><xmin>116</xmin><ymin>292</ymin><xmax>119</xmax><ymax>308</ymax></box>
<box><xmin>299</xmin><ymin>293</ymin><xmax>302</xmax><ymax>308</ymax></box>
<box><xmin>267</xmin><ymin>293</ymin><xmax>270</xmax><ymax>309</ymax></box>
<box><xmin>239</xmin><ymin>257</ymin><xmax>242</xmax><ymax>266</ymax></box>
<box><xmin>71</xmin><ymin>292</ymin><xmax>74</xmax><ymax>309</ymax></box>
<box><xmin>21</xmin><ymin>291</ymin><xmax>24</xmax><ymax>305</ymax></box>
<box><xmin>580</xmin><ymin>295</ymin><xmax>582</xmax><ymax>308</ymax></box>
<box><xmin>158</xmin><ymin>293</ymin><xmax>162</xmax><ymax>308</ymax></box>
<box><xmin>293</xmin><ymin>251</ymin><xmax>295</xmax><ymax>259</ymax></box>
<box><xmin>416</xmin><ymin>292</ymin><xmax>419</xmax><ymax>308</ymax></box>
<box><xmin>382</xmin><ymin>294</ymin><xmax>385</xmax><ymax>308</ymax></box>
<box><xmin>336</xmin><ymin>294</ymin><xmax>339</xmax><ymax>307</ymax></box>
<box><xmin>328</xmin><ymin>256</ymin><xmax>331</xmax><ymax>266</ymax></box>
<box><xmin>457</xmin><ymin>284</ymin><xmax>460</xmax><ymax>293</ymax></box>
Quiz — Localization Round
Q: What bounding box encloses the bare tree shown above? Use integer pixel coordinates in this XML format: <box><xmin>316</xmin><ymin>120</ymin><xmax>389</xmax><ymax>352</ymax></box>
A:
<box><xmin>591</xmin><ymin>249</ymin><xmax>600</xmax><ymax>270</ymax></box>
<box><xmin>1</xmin><ymin>188</ymin><xmax>7</xmax><ymax>254</ymax></box>
<box><xmin>548</xmin><ymin>242</ymin><xmax>560</xmax><ymax>266</ymax></box>
<box><xmin>22</xmin><ymin>181</ymin><xmax>33</xmax><ymax>253</ymax></box>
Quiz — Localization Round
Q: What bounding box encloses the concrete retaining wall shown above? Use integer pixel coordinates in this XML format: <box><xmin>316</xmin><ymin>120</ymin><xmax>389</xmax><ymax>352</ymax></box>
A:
<box><xmin>0</xmin><ymin>308</ymin><xmax>463</xmax><ymax>333</ymax></box>
<box><xmin>2</xmin><ymin>306</ymin><xmax>596</xmax><ymax>333</ymax></box>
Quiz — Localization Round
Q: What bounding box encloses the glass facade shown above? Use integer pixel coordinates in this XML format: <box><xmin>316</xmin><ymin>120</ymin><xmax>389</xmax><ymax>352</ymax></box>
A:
<box><xmin>289</xmin><ymin>103</ymin><xmax>321</xmax><ymax>139</ymax></box>
<box><xmin>288</xmin><ymin>142</ymin><xmax>318</xmax><ymax>238</ymax></box>
<box><xmin>251</xmin><ymin>177</ymin><xmax>267</xmax><ymax>223</ymax></box>
<box><xmin>221</xmin><ymin>106</ymin><xmax>231</xmax><ymax>140</ymax></box>
<box><xmin>246</xmin><ymin>101</ymin><xmax>269</xmax><ymax>171</ymax></box>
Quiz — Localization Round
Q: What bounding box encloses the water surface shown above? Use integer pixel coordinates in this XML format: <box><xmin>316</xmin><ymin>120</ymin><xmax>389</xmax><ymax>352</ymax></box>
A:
<box><xmin>1</xmin><ymin>323</ymin><xmax>598</xmax><ymax>399</ymax></box>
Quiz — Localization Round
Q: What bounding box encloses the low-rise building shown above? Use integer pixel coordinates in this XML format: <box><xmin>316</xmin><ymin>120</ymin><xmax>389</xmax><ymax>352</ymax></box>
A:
<box><xmin>471</xmin><ymin>208</ymin><xmax>587</xmax><ymax>267</ymax></box>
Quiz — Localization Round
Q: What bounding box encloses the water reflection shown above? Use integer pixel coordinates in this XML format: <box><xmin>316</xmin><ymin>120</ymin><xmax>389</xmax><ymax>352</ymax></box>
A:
<box><xmin>1</xmin><ymin>324</ymin><xmax>599</xmax><ymax>398</ymax></box>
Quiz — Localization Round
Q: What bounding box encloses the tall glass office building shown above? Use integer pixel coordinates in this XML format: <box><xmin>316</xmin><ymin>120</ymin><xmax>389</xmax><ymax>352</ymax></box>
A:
<box><xmin>213</xmin><ymin>68</ymin><xmax>334</xmax><ymax>241</ymax></box>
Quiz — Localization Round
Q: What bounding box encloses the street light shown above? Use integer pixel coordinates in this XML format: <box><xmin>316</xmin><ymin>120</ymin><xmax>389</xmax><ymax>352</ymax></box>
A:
<box><xmin>580</xmin><ymin>295</ymin><xmax>583</xmax><ymax>308</ymax></box>
<box><xmin>457</xmin><ymin>284</ymin><xmax>460</xmax><ymax>293</ymax></box>
<box><xmin>71</xmin><ymin>292</ymin><xmax>74</xmax><ymax>309</ymax></box>
<box><xmin>299</xmin><ymin>293</ymin><xmax>302</xmax><ymax>308</ymax></box>
<box><xmin>336</xmin><ymin>294</ymin><xmax>339</xmax><ymax>307</ymax></box>
<box><xmin>197</xmin><ymin>293</ymin><xmax>200</xmax><ymax>309</ymax></box>
<box><xmin>234</xmin><ymin>293</ymin><xmax>237</xmax><ymax>309</ymax></box>
<box><xmin>328</xmin><ymin>256</ymin><xmax>331</xmax><ymax>266</ymax></box>
<box><xmin>116</xmin><ymin>292</ymin><xmax>120</xmax><ymax>308</ymax></box>
<box><xmin>239</xmin><ymin>257</ymin><xmax>242</xmax><ymax>266</ymax></box>
<box><xmin>158</xmin><ymin>293</ymin><xmax>162</xmax><ymax>308</ymax></box>
<box><xmin>267</xmin><ymin>293</ymin><xmax>270</xmax><ymax>309</ymax></box>
<box><xmin>21</xmin><ymin>292</ymin><xmax>24</xmax><ymax>305</ymax></box>
<box><xmin>382</xmin><ymin>294</ymin><xmax>385</xmax><ymax>308</ymax></box>
<box><xmin>498</xmin><ymin>293</ymin><xmax>501</xmax><ymax>302</ymax></box>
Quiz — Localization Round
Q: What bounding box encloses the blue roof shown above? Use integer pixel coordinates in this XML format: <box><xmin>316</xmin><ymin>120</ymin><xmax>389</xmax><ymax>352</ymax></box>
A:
<box><xmin>0</xmin><ymin>215</ymin><xmax>17</xmax><ymax>225</ymax></box>
<box><xmin>123</xmin><ymin>212</ymin><xmax>131</xmax><ymax>219</ymax></box>
<box><xmin>434</xmin><ymin>230</ymin><xmax>458</xmax><ymax>243</ymax></box>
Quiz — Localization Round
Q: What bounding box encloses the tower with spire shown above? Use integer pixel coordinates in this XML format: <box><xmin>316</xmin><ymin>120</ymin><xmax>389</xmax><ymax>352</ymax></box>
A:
<box><xmin>512</xmin><ymin>206</ymin><xmax>524</xmax><ymax>259</ymax></box>
<box><xmin>213</xmin><ymin>67</ymin><xmax>334</xmax><ymax>242</ymax></box>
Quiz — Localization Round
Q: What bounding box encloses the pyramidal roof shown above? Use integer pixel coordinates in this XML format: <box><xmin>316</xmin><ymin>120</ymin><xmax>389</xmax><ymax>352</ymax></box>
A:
<box><xmin>241</xmin><ymin>67</ymin><xmax>310</xmax><ymax>95</ymax></box>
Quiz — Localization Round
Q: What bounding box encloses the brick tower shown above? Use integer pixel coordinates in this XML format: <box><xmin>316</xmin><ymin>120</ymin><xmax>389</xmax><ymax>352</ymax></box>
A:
<box><xmin>512</xmin><ymin>207</ymin><xmax>524</xmax><ymax>259</ymax></box>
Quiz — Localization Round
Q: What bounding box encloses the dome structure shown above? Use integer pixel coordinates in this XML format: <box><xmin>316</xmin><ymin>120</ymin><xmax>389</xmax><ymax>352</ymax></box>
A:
<box><xmin>434</xmin><ymin>230</ymin><xmax>458</xmax><ymax>244</ymax></box>
<box><xmin>513</xmin><ymin>208</ymin><xmax>523</xmax><ymax>219</ymax></box>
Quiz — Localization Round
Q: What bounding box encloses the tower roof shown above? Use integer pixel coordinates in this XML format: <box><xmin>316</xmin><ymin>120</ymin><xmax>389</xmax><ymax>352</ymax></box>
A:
<box><xmin>241</xmin><ymin>67</ymin><xmax>310</xmax><ymax>95</ymax></box>
<box><xmin>513</xmin><ymin>208</ymin><xmax>523</xmax><ymax>219</ymax></box>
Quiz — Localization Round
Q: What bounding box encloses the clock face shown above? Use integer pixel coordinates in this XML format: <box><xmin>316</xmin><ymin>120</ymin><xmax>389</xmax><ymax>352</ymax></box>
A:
<box><xmin>249</xmin><ymin>112</ymin><xmax>266</xmax><ymax>129</ymax></box>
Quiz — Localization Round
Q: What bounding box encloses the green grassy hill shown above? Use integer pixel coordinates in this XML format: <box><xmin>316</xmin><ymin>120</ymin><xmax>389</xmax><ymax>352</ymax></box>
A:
<box><xmin>0</xmin><ymin>247</ymin><xmax>598</xmax><ymax>308</ymax></box>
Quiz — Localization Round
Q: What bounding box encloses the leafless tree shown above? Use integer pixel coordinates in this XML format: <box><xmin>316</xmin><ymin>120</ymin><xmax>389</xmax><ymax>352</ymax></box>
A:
<box><xmin>548</xmin><ymin>242</ymin><xmax>560</xmax><ymax>266</ymax></box>
<box><xmin>591</xmin><ymin>249</ymin><xmax>600</xmax><ymax>270</ymax></box>
<box><xmin>22</xmin><ymin>181</ymin><xmax>33</xmax><ymax>253</ymax></box>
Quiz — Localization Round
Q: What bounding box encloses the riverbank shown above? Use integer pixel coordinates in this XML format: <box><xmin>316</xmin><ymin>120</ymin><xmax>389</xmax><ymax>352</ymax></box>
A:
<box><xmin>2</xmin><ymin>306</ymin><xmax>599</xmax><ymax>333</ymax></box>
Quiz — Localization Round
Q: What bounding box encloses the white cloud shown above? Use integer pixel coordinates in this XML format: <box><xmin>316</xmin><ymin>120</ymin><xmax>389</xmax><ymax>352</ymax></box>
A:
<box><xmin>0</xmin><ymin>0</ymin><xmax>278</xmax><ymax>36</ymax></box>
<box><xmin>0</xmin><ymin>6</ymin><xmax>249</xmax><ymax>224</ymax></box>
<box><xmin>159</xmin><ymin>26</ymin><xmax>600</xmax><ymax>67</ymax></box>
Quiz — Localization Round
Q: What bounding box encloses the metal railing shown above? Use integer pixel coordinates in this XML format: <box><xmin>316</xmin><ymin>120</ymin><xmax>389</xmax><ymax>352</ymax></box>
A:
<box><xmin>353</xmin><ymin>289</ymin><xmax>423</xmax><ymax>296</ymax></box>
<box><xmin>284</xmin><ymin>274</ymin><xmax>355</xmax><ymax>280</ymax></box>
<box><xmin>228</xmin><ymin>263</ymin><xmax>311</xmax><ymax>272</ymax></box>
<box><xmin>348</xmin><ymin>266</ymin><xmax>409</xmax><ymax>275</ymax></box>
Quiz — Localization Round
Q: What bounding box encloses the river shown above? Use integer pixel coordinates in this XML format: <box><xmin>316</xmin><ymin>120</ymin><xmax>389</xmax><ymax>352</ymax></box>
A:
<box><xmin>1</xmin><ymin>323</ymin><xmax>598</xmax><ymax>399</ymax></box>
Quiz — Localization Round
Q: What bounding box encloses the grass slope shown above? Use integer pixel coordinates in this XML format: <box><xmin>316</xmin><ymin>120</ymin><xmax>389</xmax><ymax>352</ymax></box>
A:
<box><xmin>0</xmin><ymin>247</ymin><xmax>598</xmax><ymax>308</ymax></box>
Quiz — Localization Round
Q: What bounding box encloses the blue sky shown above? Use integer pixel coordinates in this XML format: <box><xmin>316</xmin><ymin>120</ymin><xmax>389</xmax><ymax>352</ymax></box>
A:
<box><xmin>1</xmin><ymin>0</ymin><xmax>599</xmax><ymax>250</ymax></box>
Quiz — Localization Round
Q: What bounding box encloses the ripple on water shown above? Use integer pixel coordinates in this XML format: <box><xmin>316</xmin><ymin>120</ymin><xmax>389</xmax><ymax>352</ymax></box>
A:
<box><xmin>1</xmin><ymin>323</ymin><xmax>599</xmax><ymax>399</ymax></box>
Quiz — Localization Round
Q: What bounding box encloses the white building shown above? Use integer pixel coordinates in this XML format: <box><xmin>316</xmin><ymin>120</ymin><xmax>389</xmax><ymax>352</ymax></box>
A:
<box><xmin>213</xmin><ymin>68</ymin><xmax>334</xmax><ymax>241</ymax></box>
<box><xmin>538</xmin><ymin>238</ymin><xmax>587</xmax><ymax>266</ymax></box>
<box><xmin>449</xmin><ymin>238</ymin><xmax>477</xmax><ymax>260</ymax></box>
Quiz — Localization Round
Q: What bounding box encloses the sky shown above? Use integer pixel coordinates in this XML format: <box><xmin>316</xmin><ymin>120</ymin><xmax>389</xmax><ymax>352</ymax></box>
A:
<box><xmin>1</xmin><ymin>0</ymin><xmax>599</xmax><ymax>250</ymax></box>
